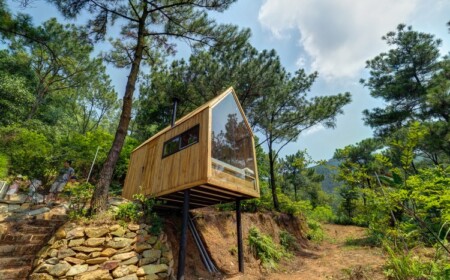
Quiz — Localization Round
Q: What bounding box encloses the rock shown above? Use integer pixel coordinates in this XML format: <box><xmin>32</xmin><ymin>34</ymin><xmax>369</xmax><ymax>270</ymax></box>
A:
<box><xmin>76</xmin><ymin>253</ymin><xmax>89</xmax><ymax>260</ymax></box>
<box><xmin>58</xmin><ymin>248</ymin><xmax>76</xmax><ymax>259</ymax></box>
<box><xmin>162</xmin><ymin>250</ymin><xmax>173</xmax><ymax>261</ymax></box>
<box><xmin>72</xmin><ymin>246</ymin><xmax>103</xmax><ymax>253</ymax></box>
<box><xmin>135</xmin><ymin>242</ymin><xmax>152</xmax><ymax>253</ymax></box>
<box><xmin>67</xmin><ymin>227</ymin><xmax>85</xmax><ymax>240</ymax></box>
<box><xmin>28</xmin><ymin>207</ymin><xmax>50</xmax><ymax>216</ymax></box>
<box><xmin>160</xmin><ymin>257</ymin><xmax>169</xmax><ymax>265</ymax></box>
<box><xmin>128</xmin><ymin>224</ymin><xmax>140</xmax><ymax>231</ymax></box>
<box><xmin>147</xmin><ymin>236</ymin><xmax>158</xmax><ymax>245</ymax></box>
<box><xmin>109</xmin><ymin>224</ymin><xmax>121</xmax><ymax>231</ymax></box>
<box><xmin>136</xmin><ymin>264</ymin><xmax>168</xmax><ymax>276</ymax></box>
<box><xmin>142</xmin><ymin>250</ymin><xmax>161</xmax><ymax>260</ymax></box>
<box><xmin>115</xmin><ymin>274</ymin><xmax>138</xmax><ymax>280</ymax></box>
<box><xmin>87</xmin><ymin>265</ymin><xmax>99</xmax><ymax>271</ymax></box>
<box><xmin>86</xmin><ymin>257</ymin><xmax>109</xmax><ymax>264</ymax></box>
<box><xmin>47</xmin><ymin>237</ymin><xmax>55</xmax><ymax>245</ymax></box>
<box><xmin>55</xmin><ymin>228</ymin><xmax>66</xmax><ymax>239</ymax></box>
<box><xmin>101</xmin><ymin>260</ymin><xmax>120</xmax><ymax>271</ymax></box>
<box><xmin>51</xmin><ymin>239</ymin><xmax>67</xmax><ymax>249</ymax></box>
<box><xmin>112</xmin><ymin>265</ymin><xmax>131</xmax><ymax>278</ymax></box>
<box><xmin>66</xmin><ymin>264</ymin><xmax>89</xmax><ymax>276</ymax></box>
<box><xmin>49</xmin><ymin>249</ymin><xmax>58</xmax><ymax>258</ymax></box>
<box><xmin>74</xmin><ymin>269</ymin><xmax>112</xmax><ymax>280</ymax></box>
<box><xmin>34</xmin><ymin>263</ymin><xmax>52</xmax><ymax>273</ymax></box>
<box><xmin>106</xmin><ymin>238</ymin><xmax>134</xmax><ymax>249</ymax></box>
<box><xmin>157</xmin><ymin>272</ymin><xmax>168</xmax><ymax>278</ymax></box>
<box><xmin>111</xmin><ymin>226</ymin><xmax>126</xmax><ymax>237</ymax></box>
<box><xmin>116</xmin><ymin>245</ymin><xmax>133</xmax><ymax>254</ymax></box>
<box><xmin>139</xmin><ymin>257</ymin><xmax>157</xmax><ymax>266</ymax></box>
<box><xmin>85</xmin><ymin>226</ymin><xmax>109</xmax><ymax>238</ymax></box>
<box><xmin>90</xmin><ymin>251</ymin><xmax>102</xmax><ymax>258</ymax></box>
<box><xmin>29</xmin><ymin>273</ymin><xmax>54</xmax><ymax>280</ymax></box>
<box><xmin>85</xmin><ymin>237</ymin><xmax>105</xmax><ymax>247</ymax></box>
<box><xmin>124</xmin><ymin>232</ymin><xmax>137</xmax><ymax>238</ymax></box>
<box><xmin>128</xmin><ymin>265</ymin><xmax>138</xmax><ymax>273</ymax></box>
<box><xmin>139</xmin><ymin>274</ymin><xmax>159</xmax><ymax>280</ymax></box>
<box><xmin>45</xmin><ymin>257</ymin><xmax>59</xmax><ymax>265</ymax></box>
<box><xmin>48</xmin><ymin>262</ymin><xmax>71</xmax><ymax>277</ymax></box>
<box><xmin>100</xmin><ymin>248</ymin><xmax>117</xmax><ymax>257</ymax></box>
<box><xmin>69</xmin><ymin>238</ymin><xmax>85</xmax><ymax>247</ymax></box>
<box><xmin>112</xmin><ymin>251</ymin><xmax>138</xmax><ymax>261</ymax></box>
<box><xmin>120</xmin><ymin>256</ymin><xmax>138</xmax><ymax>265</ymax></box>
<box><xmin>64</xmin><ymin>256</ymin><xmax>85</xmax><ymax>265</ymax></box>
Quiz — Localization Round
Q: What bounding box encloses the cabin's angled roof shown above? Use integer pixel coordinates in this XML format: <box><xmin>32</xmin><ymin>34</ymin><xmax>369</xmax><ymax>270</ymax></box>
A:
<box><xmin>132</xmin><ymin>86</ymin><xmax>253</xmax><ymax>152</ymax></box>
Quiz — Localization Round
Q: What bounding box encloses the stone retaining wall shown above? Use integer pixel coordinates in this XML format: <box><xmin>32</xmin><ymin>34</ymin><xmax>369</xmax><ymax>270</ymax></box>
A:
<box><xmin>30</xmin><ymin>222</ymin><xmax>174</xmax><ymax>280</ymax></box>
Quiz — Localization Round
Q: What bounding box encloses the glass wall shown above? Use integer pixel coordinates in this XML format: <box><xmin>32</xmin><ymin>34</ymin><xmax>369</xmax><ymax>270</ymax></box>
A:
<box><xmin>211</xmin><ymin>93</ymin><xmax>255</xmax><ymax>185</ymax></box>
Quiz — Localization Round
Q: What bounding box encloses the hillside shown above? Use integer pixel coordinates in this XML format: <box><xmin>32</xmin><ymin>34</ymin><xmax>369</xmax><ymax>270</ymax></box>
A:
<box><xmin>312</xmin><ymin>159</ymin><xmax>341</xmax><ymax>194</ymax></box>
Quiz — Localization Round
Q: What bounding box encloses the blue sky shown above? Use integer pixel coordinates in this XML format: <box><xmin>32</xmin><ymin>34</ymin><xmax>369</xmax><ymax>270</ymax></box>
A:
<box><xmin>7</xmin><ymin>0</ymin><xmax>450</xmax><ymax>161</ymax></box>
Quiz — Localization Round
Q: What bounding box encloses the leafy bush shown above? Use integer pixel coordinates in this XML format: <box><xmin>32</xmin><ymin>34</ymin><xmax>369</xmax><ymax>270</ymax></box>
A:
<box><xmin>0</xmin><ymin>125</ymin><xmax>53</xmax><ymax>179</ymax></box>
<box><xmin>0</xmin><ymin>153</ymin><xmax>8</xmax><ymax>178</ymax></box>
<box><xmin>248</xmin><ymin>226</ymin><xmax>291</xmax><ymax>269</ymax></box>
<box><xmin>65</xmin><ymin>182</ymin><xmax>94</xmax><ymax>219</ymax></box>
<box><xmin>115</xmin><ymin>201</ymin><xmax>142</xmax><ymax>222</ymax></box>
<box><xmin>279</xmin><ymin>230</ymin><xmax>299</xmax><ymax>251</ymax></box>
<box><xmin>310</xmin><ymin>205</ymin><xmax>336</xmax><ymax>222</ymax></box>
<box><xmin>307</xmin><ymin>219</ymin><xmax>324</xmax><ymax>242</ymax></box>
<box><xmin>114</xmin><ymin>193</ymin><xmax>164</xmax><ymax>234</ymax></box>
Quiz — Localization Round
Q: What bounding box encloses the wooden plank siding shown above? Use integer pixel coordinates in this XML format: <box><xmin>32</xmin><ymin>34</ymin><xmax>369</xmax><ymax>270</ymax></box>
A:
<box><xmin>122</xmin><ymin>87</ymin><xmax>260</xmax><ymax>207</ymax></box>
<box><xmin>123</xmin><ymin>109</ymin><xmax>209</xmax><ymax>200</ymax></box>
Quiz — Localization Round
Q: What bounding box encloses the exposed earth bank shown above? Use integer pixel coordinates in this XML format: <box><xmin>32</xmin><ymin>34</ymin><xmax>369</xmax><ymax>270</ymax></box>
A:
<box><xmin>164</xmin><ymin>208</ymin><xmax>386</xmax><ymax>280</ymax></box>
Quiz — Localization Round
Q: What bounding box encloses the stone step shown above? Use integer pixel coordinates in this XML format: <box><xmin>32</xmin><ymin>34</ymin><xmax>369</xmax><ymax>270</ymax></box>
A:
<box><xmin>0</xmin><ymin>266</ymin><xmax>31</xmax><ymax>280</ymax></box>
<box><xmin>0</xmin><ymin>244</ymin><xmax>43</xmax><ymax>256</ymax></box>
<box><xmin>0</xmin><ymin>255</ymin><xmax>35</xmax><ymax>268</ymax></box>
<box><xmin>18</xmin><ymin>225</ymin><xmax>55</xmax><ymax>234</ymax></box>
<box><xmin>0</xmin><ymin>233</ymin><xmax>48</xmax><ymax>244</ymax></box>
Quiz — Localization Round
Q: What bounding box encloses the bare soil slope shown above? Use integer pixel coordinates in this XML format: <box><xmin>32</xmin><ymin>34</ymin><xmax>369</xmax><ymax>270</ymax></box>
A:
<box><xmin>164</xmin><ymin>208</ymin><xmax>386</xmax><ymax>280</ymax></box>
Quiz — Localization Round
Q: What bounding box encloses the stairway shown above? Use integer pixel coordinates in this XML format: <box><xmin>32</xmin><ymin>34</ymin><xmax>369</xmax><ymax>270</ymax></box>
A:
<box><xmin>0</xmin><ymin>204</ymin><xmax>67</xmax><ymax>280</ymax></box>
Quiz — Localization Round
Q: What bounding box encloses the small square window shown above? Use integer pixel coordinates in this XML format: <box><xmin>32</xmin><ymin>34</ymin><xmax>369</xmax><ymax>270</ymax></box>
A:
<box><xmin>162</xmin><ymin>125</ymin><xmax>200</xmax><ymax>158</ymax></box>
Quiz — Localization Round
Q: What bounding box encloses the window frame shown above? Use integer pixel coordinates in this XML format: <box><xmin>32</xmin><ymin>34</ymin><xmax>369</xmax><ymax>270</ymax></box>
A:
<box><xmin>162</xmin><ymin>124</ymin><xmax>200</xmax><ymax>158</ymax></box>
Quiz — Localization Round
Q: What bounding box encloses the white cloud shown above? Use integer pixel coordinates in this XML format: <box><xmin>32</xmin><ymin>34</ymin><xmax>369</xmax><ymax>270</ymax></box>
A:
<box><xmin>258</xmin><ymin>0</ymin><xmax>418</xmax><ymax>78</ymax></box>
<box><xmin>302</xmin><ymin>124</ymin><xmax>325</xmax><ymax>136</ymax></box>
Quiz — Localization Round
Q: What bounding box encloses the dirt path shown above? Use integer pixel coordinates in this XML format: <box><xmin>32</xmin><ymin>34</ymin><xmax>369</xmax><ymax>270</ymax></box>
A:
<box><xmin>233</xmin><ymin>224</ymin><xmax>387</xmax><ymax>280</ymax></box>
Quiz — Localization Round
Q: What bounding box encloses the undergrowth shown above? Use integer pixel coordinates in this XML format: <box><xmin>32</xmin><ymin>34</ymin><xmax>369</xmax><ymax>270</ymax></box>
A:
<box><xmin>248</xmin><ymin>226</ymin><xmax>292</xmax><ymax>269</ymax></box>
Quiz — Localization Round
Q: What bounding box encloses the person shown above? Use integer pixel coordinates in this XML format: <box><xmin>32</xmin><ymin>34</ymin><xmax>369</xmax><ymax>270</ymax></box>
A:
<box><xmin>26</xmin><ymin>179</ymin><xmax>43</xmax><ymax>204</ymax></box>
<box><xmin>5</xmin><ymin>175</ymin><xmax>23</xmax><ymax>200</ymax></box>
<box><xmin>48</xmin><ymin>160</ymin><xmax>75</xmax><ymax>202</ymax></box>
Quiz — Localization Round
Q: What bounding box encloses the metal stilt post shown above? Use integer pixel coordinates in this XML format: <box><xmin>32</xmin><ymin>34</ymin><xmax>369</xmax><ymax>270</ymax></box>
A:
<box><xmin>177</xmin><ymin>189</ymin><xmax>190</xmax><ymax>280</ymax></box>
<box><xmin>236</xmin><ymin>199</ymin><xmax>244</xmax><ymax>273</ymax></box>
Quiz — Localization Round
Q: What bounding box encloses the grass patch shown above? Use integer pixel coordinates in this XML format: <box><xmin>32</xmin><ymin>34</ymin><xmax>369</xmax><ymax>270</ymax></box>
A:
<box><xmin>248</xmin><ymin>226</ymin><xmax>292</xmax><ymax>270</ymax></box>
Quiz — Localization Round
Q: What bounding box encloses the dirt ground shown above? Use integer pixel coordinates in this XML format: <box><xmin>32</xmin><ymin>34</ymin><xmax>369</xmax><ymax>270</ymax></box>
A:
<box><xmin>164</xmin><ymin>209</ymin><xmax>387</xmax><ymax>280</ymax></box>
<box><xmin>260</xmin><ymin>224</ymin><xmax>387</xmax><ymax>280</ymax></box>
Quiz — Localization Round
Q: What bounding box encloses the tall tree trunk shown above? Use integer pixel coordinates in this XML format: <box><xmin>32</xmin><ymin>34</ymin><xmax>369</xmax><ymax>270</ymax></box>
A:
<box><xmin>268</xmin><ymin>143</ymin><xmax>280</xmax><ymax>211</ymax></box>
<box><xmin>90</xmin><ymin>11</ymin><xmax>147</xmax><ymax>214</ymax></box>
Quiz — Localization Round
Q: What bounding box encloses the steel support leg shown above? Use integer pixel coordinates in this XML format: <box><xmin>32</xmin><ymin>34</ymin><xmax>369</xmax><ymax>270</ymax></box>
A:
<box><xmin>177</xmin><ymin>189</ymin><xmax>190</xmax><ymax>280</ymax></box>
<box><xmin>236</xmin><ymin>199</ymin><xmax>244</xmax><ymax>273</ymax></box>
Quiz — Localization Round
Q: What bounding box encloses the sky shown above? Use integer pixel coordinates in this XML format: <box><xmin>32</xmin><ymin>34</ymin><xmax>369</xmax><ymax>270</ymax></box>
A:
<box><xmin>6</xmin><ymin>0</ymin><xmax>450</xmax><ymax>161</ymax></box>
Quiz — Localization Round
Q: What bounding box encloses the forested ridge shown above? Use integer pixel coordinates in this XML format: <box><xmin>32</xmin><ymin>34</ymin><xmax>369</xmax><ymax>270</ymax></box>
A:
<box><xmin>1</xmin><ymin>1</ymin><xmax>449</xmax><ymax>278</ymax></box>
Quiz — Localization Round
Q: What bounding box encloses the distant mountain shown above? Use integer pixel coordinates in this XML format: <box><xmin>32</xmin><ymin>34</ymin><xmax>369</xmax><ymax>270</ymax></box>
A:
<box><xmin>312</xmin><ymin>158</ymin><xmax>341</xmax><ymax>193</ymax></box>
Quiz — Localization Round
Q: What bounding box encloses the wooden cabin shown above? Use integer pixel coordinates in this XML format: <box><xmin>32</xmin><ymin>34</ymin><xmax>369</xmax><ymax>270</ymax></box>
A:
<box><xmin>122</xmin><ymin>87</ymin><xmax>260</xmax><ymax>209</ymax></box>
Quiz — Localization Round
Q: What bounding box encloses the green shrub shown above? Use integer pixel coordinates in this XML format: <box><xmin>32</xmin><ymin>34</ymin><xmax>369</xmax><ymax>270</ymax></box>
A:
<box><xmin>279</xmin><ymin>230</ymin><xmax>299</xmax><ymax>251</ymax></box>
<box><xmin>307</xmin><ymin>219</ymin><xmax>324</xmax><ymax>242</ymax></box>
<box><xmin>64</xmin><ymin>182</ymin><xmax>94</xmax><ymax>219</ymax></box>
<box><xmin>310</xmin><ymin>205</ymin><xmax>336</xmax><ymax>223</ymax></box>
<box><xmin>0</xmin><ymin>153</ymin><xmax>8</xmax><ymax>178</ymax></box>
<box><xmin>115</xmin><ymin>193</ymin><xmax>164</xmax><ymax>234</ymax></box>
<box><xmin>115</xmin><ymin>202</ymin><xmax>142</xmax><ymax>222</ymax></box>
<box><xmin>248</xmin><ymin>226</ymin><xmax>291</xmax><ymax>269</ymax></box>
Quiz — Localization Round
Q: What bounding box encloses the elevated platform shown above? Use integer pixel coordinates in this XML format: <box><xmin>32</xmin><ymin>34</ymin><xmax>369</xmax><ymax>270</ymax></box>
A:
<box><xmin>155</xmin><ymin>184</ymin><xmax>254</xmax><ymax>209</ymax></box>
